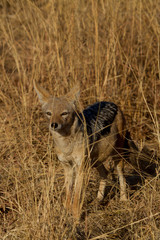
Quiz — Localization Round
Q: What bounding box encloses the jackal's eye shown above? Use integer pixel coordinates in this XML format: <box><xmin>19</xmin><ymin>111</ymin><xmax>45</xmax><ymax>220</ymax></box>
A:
<box><xmin>46</xmin><ymin>111</ymin><xmax>52</xmax><ymax>117</ymax></box>
<box><xmin>61</xmin><ymin>111</ymin><xmax>69</xmax><ymax>117</ymax></box>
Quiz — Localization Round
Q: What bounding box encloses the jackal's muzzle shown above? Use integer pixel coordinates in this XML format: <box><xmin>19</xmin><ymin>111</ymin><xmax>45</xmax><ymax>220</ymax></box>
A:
<box><xmin>50</xmin><ymin>122</ymin><xmax>62</xmax><ymax>131</ymax></box>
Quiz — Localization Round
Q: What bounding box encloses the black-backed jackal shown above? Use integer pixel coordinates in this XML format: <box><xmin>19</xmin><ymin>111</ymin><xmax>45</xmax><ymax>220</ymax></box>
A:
<box><xmin>34</xmin><ymin>82</ymin><xmax>127</xmax><ymax>219</ymax></box>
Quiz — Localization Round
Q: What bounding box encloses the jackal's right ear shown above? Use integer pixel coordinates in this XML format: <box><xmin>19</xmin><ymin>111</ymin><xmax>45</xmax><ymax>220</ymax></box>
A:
<box><xmin>33</xmin><ymin>80</ymin><xmax>51</xmax><ymax>105</ymax></box>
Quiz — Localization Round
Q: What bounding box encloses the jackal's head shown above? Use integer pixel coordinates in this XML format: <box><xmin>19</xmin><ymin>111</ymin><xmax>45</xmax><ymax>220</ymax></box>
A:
<box><xmin>33</xmin><ymin>81</ymin><xmax>80</xmax><ymax>135</ymax></box>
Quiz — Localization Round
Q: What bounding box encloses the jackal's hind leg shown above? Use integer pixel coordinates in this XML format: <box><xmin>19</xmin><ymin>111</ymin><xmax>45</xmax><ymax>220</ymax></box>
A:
<box><xmin>95</xmin><ymin>162</ymin><xmax>109</xmax><ymax>201</ymax></box>
<box><xmin>116</xmin><ymin>160</ymin><xmax>127</xmax><ymax>201</ymax></box>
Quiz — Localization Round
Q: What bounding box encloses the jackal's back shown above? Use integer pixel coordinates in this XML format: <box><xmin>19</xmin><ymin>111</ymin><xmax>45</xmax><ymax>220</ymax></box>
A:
<box><xmin>78</xmin><ymin>102</ymin><xmax>119</xmax><ymax>143</ymax></box>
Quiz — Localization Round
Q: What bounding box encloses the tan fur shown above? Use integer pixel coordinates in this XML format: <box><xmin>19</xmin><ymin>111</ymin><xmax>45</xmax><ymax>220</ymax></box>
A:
<box><xmin>34</xmin><ymin>81</ymin><xmax>127</xmax><ymax>219</ymax></box>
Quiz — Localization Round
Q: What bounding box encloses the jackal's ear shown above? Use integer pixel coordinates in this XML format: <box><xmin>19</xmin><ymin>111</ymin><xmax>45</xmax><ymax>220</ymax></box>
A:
<box><xmin>33</xmin><ymin>80</ymin><xmax>51</xmax><ymax>105</ymax></box>
<box><xmin>66</xmin><ymin>85</ymin><xmax>80</xmax><ymax>106</ymax></box>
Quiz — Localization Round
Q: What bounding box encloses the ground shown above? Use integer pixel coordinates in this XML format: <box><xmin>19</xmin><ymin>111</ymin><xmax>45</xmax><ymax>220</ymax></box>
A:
<box><xmin>0</xmin><ymin>0</ymin><xmax>160</xmax><ymax>239</ymax></box>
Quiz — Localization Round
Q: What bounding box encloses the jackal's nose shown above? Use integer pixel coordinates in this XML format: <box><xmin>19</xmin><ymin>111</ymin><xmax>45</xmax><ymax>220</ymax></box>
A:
<box><xmin>51</xmin><ymin>122</ymin><xmax>58</xmax><ymax>129</ymax></box>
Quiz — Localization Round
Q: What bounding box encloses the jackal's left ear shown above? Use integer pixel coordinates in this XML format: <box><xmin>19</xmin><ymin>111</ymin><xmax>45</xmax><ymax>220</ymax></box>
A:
<box><xmin>66</xmin><ymin>85</ymin><xmax>80</xmax><ymax>106</ymax></box>
<box><xmin>33</xmin><ymin>80</ymin><xmax>51</xmax><ymax>105</ymax></box>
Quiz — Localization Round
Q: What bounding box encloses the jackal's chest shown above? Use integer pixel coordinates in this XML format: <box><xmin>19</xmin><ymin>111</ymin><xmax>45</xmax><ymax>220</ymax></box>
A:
<box><xmin>56</xmin><ymin>146</ymin><xmax>85</xmax><ymax>166</ymax></box>
<box><xmin>53</xmin><ymin>132</ymin><xmax>85</xmax><ymax>166</ymax></box>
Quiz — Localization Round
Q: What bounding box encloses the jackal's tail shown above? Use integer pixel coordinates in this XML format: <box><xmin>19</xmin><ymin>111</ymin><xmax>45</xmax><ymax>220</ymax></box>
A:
<box><xmin>124</xmin><ymin>131</ymin><xmax>158</xmax><ymax>176</ymax></box>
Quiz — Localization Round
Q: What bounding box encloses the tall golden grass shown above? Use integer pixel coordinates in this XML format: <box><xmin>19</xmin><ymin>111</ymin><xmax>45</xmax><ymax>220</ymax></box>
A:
<box><xmin>0</xmin><ymin>0</ymin><xmax>160</xmax><ymax>239</ymax></box>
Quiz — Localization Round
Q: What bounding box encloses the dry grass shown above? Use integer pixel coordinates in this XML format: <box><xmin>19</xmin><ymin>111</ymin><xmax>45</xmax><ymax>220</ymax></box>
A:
<box><xmin>0</xmin><ymin>0</ymin><xmax>160</xmax><ymax>239</ymax></box>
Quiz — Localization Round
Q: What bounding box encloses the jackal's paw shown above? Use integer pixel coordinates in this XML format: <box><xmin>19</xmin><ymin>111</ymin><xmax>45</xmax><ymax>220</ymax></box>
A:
<box><xmin>72</xmin><ymin>206</ymin><xmax>81</xmax><ymax>221</ymax></box>
<box><xmin>120</xmin><ymin>195</ymin><xmax>128</xmax><ymax>202</ymax></box>
<box><xmin>97</xmin><ymin>191</ymin><xmax>105</xmax><ymax>202</ymax></box>
<box><xmin>97</xmin><ymin>195</ymin><xmax>104</xmax><ymax>202</ymax></box>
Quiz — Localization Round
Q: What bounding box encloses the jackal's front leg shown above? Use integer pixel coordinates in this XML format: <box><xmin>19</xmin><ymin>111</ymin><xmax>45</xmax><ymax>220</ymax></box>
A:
<box><xmin>72</xmin><ymin>165</ymin><xmax>84</xmax><ymax>220</ymax></box>
<box><xmin>62</xmin><ymin>163</ymin><xmax>74</xmax><ymax>211</ymax></box>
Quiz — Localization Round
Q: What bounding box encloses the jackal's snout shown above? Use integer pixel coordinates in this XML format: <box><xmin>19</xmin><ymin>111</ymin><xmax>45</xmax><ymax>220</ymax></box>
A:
<box><xmin>50</xmin><ymin>121</ymin><xmax>62</xmax><ymax>131</ymax></box>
